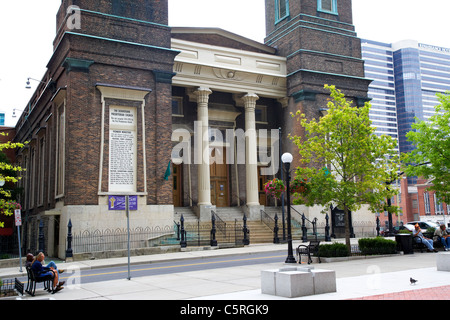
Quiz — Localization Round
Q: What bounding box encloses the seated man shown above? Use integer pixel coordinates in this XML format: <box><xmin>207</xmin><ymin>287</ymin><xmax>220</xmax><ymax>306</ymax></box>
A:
<box><xmin>434</xmin><ymin>224</ymin><xmax>450</xmax><ymax>251</ymax></box>
<box><xmin>27</xmin><ymin>253</ymin><xmax>64</xmax><ymax>276</ymax></box>
<box><xmin>31</xmin><ymin>252</ymin><xmax>64</xmax><ymax>293</ymax></box>
<box><xmin>413</xmin><ymin>224</ymin><xmax>437</xmax><ymax>252</ymax></box>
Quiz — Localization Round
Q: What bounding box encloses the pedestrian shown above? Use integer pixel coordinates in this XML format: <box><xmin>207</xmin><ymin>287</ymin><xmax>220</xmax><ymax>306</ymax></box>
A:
<box><xmin>434</xmin><ymin>224</ymin><xmax>450</xmax><ymax>251</ymax></box>
<box><xmin>413</xmin><ymin>224</ymin><xmax>437</xmax><ymax>252</ymax></box>
<box><xmin>31</xmin><ymin>252</ymin><xmax>65</xmax><ymax>293</ymax></box>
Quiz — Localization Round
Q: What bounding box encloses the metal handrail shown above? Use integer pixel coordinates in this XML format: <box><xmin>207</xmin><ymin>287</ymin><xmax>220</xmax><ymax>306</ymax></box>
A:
<box><xmin>211</xmin><ymin>210</ymin><xmax>227</xmax><ymax>237</ymax></box>
<box><xmin>260</xmin><ymin>209</ymin><xmax>275</xmax><ymax>230</ymax></box>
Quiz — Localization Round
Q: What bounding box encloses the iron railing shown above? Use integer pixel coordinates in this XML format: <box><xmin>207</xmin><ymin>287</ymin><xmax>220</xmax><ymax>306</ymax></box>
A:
<box><xmin>70</xmin><ymin>226</ymin><xmax>175</xmax><ymax>254</ymax></box>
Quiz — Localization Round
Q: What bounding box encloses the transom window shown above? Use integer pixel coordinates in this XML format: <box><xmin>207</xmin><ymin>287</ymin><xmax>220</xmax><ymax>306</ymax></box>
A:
<box><xmin>275</xmin><ymin>0</ymin><xmax>289</xmax><ymax>22</ymax></box>
<box><xmin>318</xmin><ymin>0</ymin><xmax>338</xmax><ymax>15</ymax></box>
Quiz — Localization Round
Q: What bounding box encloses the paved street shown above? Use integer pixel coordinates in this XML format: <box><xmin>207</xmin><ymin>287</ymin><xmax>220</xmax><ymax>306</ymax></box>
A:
<box><xmin>1</xmin><ymin>241</ymin><xmax>449</xmax><ymax>304</ymax></box>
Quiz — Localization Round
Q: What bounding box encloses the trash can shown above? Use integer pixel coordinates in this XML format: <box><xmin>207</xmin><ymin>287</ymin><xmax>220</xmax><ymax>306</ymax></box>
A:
<box><xmin>395</xmin><ymin>234</ymin><xmax>414</xmax><ymax>254</ymax></box>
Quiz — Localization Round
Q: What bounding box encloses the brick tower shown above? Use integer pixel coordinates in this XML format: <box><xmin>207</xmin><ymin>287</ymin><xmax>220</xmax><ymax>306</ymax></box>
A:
<box><xmin>265</xmin><ymin>0</ymin><xmax>371</xmax><ymax>161</ymax></box>
<box><xmin>13</xmin><ymin>0</ymin><xmax>178</xmax><ymax>257</ymax></box>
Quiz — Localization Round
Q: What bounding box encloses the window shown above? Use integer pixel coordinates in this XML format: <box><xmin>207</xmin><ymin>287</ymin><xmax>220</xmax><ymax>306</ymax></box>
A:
<box><xmin>424</xmin><ymin>192</ymin><xmax>431</xmax><ymax>215</ymax></box>
<box><xmin>172</xmin><ymin>97</ymin><xmax>183</xmax><ymax>117</ymax></box>
<box><xmin>318</xmin><ymin>0</ymin><xmax>338</xmax><ymax>15</ymax></box>
<box><xmin>275</xmin><ymin>0</ymin><xmax>289</xmax><ymax>22</ymax></box>
<box><xmin>434</xmin><ymin>194</ymin><xmax>444</xmax><ymax>215</ymax></box>
<box><xmin>56</xmin><ymin>104</ymin><xmax>65</xmax><ymax>197</ymax></box>
<box><xmin>255</xmin><ymin>106</ymin><xmax>268</xmax><ymax>123</ymax></box>
<box><xmin>38</xmin><ymin>137</ymin><xmax>45</xmax><ymax>206</ymax></box>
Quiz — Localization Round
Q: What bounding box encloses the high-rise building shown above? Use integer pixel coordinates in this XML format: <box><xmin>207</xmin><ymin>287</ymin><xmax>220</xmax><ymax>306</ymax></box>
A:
<box><xmin>360</xmin><ymin>39</ymin><xmax>398</xmax><ymax>153</ymax></box>
<box><xmin>362</xmin><ymin>39</ymin><xmax>450</xmax><ymax>227</ymax></box>
<box><xmin>361</xmin><ymin>39</ymin><xmax>450</xmax><ymax>157</ymax></box>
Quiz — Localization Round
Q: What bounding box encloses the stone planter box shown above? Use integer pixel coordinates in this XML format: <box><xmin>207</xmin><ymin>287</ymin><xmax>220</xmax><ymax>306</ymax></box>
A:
<box><xmin>261</xmin><ymin>266</ymin><xmax>336</xmax><ymax>298</ymax></box>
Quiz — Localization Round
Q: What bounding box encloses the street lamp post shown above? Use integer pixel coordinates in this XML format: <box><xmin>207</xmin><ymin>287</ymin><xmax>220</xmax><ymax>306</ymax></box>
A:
<box><xmin>281</xmin><ymin>152</ymin><xmax>296</xmax><ymax>264</ymax></box>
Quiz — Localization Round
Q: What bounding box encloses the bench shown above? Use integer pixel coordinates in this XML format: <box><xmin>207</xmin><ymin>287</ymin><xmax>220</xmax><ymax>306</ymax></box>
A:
<box><xmin>25</xmin><ymin>267</ymin><xmax>54</xmax><ymax>296</ymax></box>
<box><xmin>296</xmin><ymin>240</ymin><xmax>321</xmax><ymax>264</ymax></box>
<box><xmin>412</xmin><ymin>234</ymin><xmax>443</xmax><ymax>252</ymax></box>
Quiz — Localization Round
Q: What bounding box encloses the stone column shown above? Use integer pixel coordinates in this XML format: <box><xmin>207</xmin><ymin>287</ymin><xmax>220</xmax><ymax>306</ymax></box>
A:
<box><xmin>243</xmin><ymin>93</ymin><xmax>260</xmax><ymax>207</ymax></box>
<box><xmin>195</xmin><ymin>87</ymin><xmax>213</xmax><ymax>215</ymax></box>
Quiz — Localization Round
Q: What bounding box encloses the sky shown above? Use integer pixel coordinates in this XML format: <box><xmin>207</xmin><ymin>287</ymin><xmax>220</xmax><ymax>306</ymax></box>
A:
<box><xmin>0</xmin><ymin>0</ymin><xmax>449</xmax><ymax>126</ymax></box>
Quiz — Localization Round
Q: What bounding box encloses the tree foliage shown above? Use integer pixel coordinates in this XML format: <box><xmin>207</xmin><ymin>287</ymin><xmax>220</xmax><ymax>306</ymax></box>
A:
<box><xmin>290</xmin><ymin>85</ymin><xmax>400</xmax><ymax>250</ymax></box>
<box><xmin>403</xmin><ymin>92</ymin><xmax>450</xmax><ymax>204</ymax></box>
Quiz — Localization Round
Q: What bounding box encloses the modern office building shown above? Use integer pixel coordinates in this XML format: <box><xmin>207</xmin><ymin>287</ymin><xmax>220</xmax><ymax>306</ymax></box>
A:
<box><xmin>361</xmin><ymin>39</ymin><xmax>450</xmax><ymax>156</ymax></box>
<box><xmin>360</xmin><ymin>40</ymin><xmax>398</xmax><ymax>153</ymax></box>
<box><xmin>361</xmin><ymin>39</ymin><xmax>450</xmax><ymax>228</ymax></box>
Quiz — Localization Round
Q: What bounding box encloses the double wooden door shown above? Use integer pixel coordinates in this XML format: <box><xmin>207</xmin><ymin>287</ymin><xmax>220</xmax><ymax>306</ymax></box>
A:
<box><xmin>210</xmin><ymin>148</ymin><xmax>229</xmax><ymax>207</ymax></box>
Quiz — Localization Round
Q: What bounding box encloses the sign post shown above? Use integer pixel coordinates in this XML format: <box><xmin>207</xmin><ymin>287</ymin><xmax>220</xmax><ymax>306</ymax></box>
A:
<box><xmin>126</xmin><ymin>195</ymin><xmax>131</xmax><ymax>280</ymax></box>
<box><xmin>108</xmin><ymin>195</ymin><xmax>136</xmax><ymax>280</ymax></box>
<box><xmin>14</xmin><ymin>209</ymin><xmax>22</xmax><ymax>272</ymax></box>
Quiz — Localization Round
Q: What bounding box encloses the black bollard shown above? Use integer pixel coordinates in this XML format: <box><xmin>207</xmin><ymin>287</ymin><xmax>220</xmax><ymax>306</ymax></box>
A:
<box><xmin>273</xmin><ymin>214</ymin><xmax>280</xmax><ymax>244</ymax></box>
<box><xmin>65</xmin><ymin>219</ymin><xmax>73</xmax><ymax>260</ymax></box>
<box><xmin>180</xmin><ymin>214</ymin><xmax>187</xmax><ymax>248</ymax></box>
<box><xmin>210</xmin><ymin>213</ymin><xmax>217</xmax><ymax>247</ymax></box>
<box><xmin>243</xmin><ymin>214</ymin><xmax>250</xmax><ymax>245</ymax></box>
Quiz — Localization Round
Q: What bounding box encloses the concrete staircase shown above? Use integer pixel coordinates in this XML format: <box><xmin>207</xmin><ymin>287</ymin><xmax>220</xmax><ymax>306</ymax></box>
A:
<box><xmin>174</xmin><ymin>206</ymin><xmax>281</xmax><ymax>244</ymax></box>
<box><xmin>174</xmin><ymin>207</ymin><xmax>198</xmax><ymax>223</ymax></box>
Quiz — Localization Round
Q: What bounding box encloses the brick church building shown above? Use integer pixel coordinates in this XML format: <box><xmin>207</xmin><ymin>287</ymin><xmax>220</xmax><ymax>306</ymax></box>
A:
<box><xmin>11</xmin><ymin>0</ymin><xmax>371</xmax><ymax>258</ymax></box>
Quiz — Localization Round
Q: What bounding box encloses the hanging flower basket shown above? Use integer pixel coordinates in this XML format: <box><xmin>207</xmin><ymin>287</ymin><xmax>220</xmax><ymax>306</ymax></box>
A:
<box><xmin>291</xmin><ymin>177</ymin><xmax>310</xmax><ymax>195</ymax></box>
<box><xmin>264</xmin><ymin>178</ymin><xmax>286</xmax><ymax>200</ymax></box>
<box><xmin>0</xmin><ymin>200</ymin><xmax>21</xmax><ymax>217</ymax></box>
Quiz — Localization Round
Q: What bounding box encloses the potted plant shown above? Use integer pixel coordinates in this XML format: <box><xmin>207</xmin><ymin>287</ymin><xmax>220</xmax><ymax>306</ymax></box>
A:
<box><xmin>264</xmin><ymin>178</ymin><xmax>286</xmax><ymax>200</ymax></box>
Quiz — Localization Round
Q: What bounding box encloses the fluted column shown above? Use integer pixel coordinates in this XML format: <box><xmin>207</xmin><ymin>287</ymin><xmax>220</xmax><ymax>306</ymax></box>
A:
<box><xmin>195</xmin><ymin>87</ymin><xmax>212</xmax><ymax>206</ymax></box>
<box><xmin>243</xmin><ymin>93</ymin><xmax>260</xmax><ymax>207</ymax></box>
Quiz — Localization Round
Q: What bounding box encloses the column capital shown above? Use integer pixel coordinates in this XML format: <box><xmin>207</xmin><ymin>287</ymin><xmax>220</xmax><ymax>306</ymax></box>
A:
<box><xmin>187</xmin><ymin>87</ymin><xmax>212</xmax><ymax>103</ymax></box>
<box><xmin>242</xmin><ymin>92</ymin><xmax>259</xmax><ymax>102</ymax></box>
<box><xmin>195</xmin><ymin>87</ymin><xmax>212</xmax><ymax>104</ymax></box>
<box><xmin>233</xmin><ymin>92</ymin><xmax>259</xmax><ymax>108</ymax></box>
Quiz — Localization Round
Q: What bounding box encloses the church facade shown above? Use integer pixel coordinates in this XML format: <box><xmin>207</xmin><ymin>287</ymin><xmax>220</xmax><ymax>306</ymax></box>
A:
<box><xmin>12</xmin><ymin>0</ymin><xmax>371</xmax><ymax>258</ymax></box>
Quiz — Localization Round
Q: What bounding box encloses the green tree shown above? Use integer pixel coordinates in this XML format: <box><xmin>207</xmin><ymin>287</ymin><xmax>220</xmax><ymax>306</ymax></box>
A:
<box><xmin>290</xmin><ymin>85</ymin><xmax>399</xmax><ymax>252</ymax></box>
<box><xmin>0</xmin><ymin>133</ymin><xmax>27</xmax><ymax>228</ymax></box>
<box><xmin>403</xmin><ymin>92</ymin><xmax>450</xmax><ymax>204</ymax></box>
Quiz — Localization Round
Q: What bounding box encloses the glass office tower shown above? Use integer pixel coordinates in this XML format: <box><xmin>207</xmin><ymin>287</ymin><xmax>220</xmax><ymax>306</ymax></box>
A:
<box><xmin>360</xmin><ymin>39</ymin><xmax>399</xmax><ymax>153</ymax></box>
<box><xmin>361</xmin><ymin>39</ymin><xmax>450</xmax><ymax>157</ymax></box>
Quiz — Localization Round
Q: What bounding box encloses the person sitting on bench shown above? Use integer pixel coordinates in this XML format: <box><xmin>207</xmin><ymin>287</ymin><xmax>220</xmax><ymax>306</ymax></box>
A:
<box><xmin>31</xmin><ymin>252</ymin><xmax>65</xmax><ymax>293</ymax></box>
<box><xmin>27</xmin><ymin>253</ymin><xmax>65</xmax><ymax>276</ymax></box>
<box><xmin>413</xmin><ymin>224</ymin><xmax>437</xmax><ymax>252</ymax></box>
<box><xmin>435</xmin><ymin>224</ymin><xmax>450</xmax><ymax>251</ymax></box>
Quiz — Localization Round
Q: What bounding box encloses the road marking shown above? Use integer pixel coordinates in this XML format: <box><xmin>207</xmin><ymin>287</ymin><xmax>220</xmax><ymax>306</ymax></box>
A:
<box><xmin>59</xmin><ymin>254</ymin><xmax>286</xmax><ymax>280</ymax></box>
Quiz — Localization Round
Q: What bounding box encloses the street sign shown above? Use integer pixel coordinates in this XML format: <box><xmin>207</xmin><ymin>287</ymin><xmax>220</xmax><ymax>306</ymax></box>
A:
<box><xmin>14</xmin><ymin>209</ymin><xmax>22</xmax><ymax>227</ymax></box>
<box><xmin>108</xmin><ymin>195</ymin><xmax>138</xmax><ymax>211</ymax></box>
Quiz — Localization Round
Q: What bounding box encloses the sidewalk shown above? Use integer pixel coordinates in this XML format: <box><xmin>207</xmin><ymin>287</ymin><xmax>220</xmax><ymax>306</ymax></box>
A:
<box><xmin>1</xmin><ymin>242</ymin><xmax>449</xmax><ymax>300</ymax></box>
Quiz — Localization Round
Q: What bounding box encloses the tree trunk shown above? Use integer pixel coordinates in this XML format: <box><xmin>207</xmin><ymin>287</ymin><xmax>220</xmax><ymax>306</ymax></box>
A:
<box><xmin>344</xmin><ymin>205</ymin><xmax>351</xmax><ymax>254</ymax></box>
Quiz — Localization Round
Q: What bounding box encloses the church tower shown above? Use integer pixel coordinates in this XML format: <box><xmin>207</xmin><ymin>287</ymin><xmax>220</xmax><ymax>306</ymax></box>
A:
<box><xmin>14</xmin><ymin>0</ymin><xmax>179</xmax><ymax>256</ymax></box>
<box><xmin>265</xmin><ymin>0</ymin><xmax>371</xmax><ymax>159</ymax></box>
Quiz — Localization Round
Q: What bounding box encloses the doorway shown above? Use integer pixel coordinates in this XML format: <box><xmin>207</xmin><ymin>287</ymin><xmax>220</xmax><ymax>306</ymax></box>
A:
<box><xmin>172</xmin><ymin>164</ymin><xmax>183</xmax><ymax>207</ymax></box>
<box><xmin>210</xmin><ymin>148</ymin><xmax>229</xmax><ymax>207</ymax></box>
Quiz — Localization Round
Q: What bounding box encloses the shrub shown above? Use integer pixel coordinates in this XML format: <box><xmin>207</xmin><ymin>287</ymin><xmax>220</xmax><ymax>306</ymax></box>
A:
<box><xmin>358</xmin><ymin>237</ymin><xmax>396</xmax><ymax>255</ymax></box>
<box><xmin>318</xmin><ymin>243</ymin><xmax>349</xmax><ymax>258</ymax></box>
